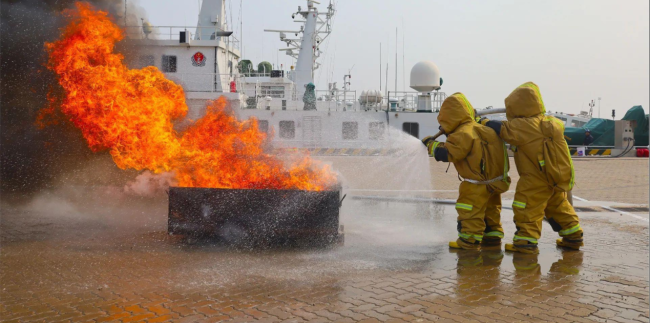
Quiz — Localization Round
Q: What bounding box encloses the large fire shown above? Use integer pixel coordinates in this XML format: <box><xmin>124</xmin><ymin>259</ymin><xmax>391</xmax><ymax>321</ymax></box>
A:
<box><xmin>43</xmin><ymin>2</ymin><xmax>336</xmax><ymax>191</ymax></box>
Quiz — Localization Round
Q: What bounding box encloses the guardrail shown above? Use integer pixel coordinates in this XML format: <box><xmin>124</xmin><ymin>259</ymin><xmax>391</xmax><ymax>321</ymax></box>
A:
<box><xmin>315</xmin><ymin>90</ymin><xmax>357</xmax><ymax>104</ymax></box>
<box><xmin>165</xmin><ymin>73</ymin><xmax>239</xmax><ymax>93</ymax></box>
<box><xmin>386</xmin><ymin>91</ymin><xmax>447</xmax><ymax>112</ymax></box>
<box><xmin>241</xmin><ymin>73</ymin><xmax>272</xmax><ymax>77</ymax></box>
<box><xmin>123</xmin><ymin>25</ymin><xmax>240</xmax><ymax>49</ymax></box>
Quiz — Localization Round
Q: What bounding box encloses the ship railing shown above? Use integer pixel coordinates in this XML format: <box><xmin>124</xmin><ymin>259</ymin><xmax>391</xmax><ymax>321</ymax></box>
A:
<box><xmin>240</xmin><ymin>71</ymin><xmax>293</xmax><ymax>78</ymax></box>
<box><xmin>385</xmin><ymin>91</ymin><xmax>447</xmax><ymax>112</ymax></box>
<box><xmin>271</xmin><ymin>140</ymin><xmax>412</xmax><ymax>150</ymax></box>
<box><xmin>241</xmin><ymin>73</ymin><xmax>272</xmax><ymax>78</ymax></box>
<box><xmin>165</xmin><ymin>73</ymin><xmax>240</xmax><ymax>93</ymax></box>
<box><xmin>315</xmin><ymin>90</ymin><xmax>357</xmax><ymax>103</ymax></box>
<box><xmin>239</xmin><ymin>98</ymin><xmax>364</xmax><ymax>111</ymax></box>
<box><xmin>123</xmin><ymin>25</ymin><xmax>240</xmax><ymax>50</ymax></box>
<box><xmin>240</xmin><ymin>91</ymin><xmax>359</xmax><ymax>111</ymax></box>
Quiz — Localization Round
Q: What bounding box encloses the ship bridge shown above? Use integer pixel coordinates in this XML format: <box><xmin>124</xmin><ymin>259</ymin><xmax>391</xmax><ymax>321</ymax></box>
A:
<box><xmin>123</xmin><ymin>0</ymin><xmax>243</xmax><ymax>118</ymax></box>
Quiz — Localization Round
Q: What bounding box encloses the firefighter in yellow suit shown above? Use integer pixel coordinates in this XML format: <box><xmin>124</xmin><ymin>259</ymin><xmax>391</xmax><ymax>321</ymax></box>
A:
<box><xmin>481</xmin><ymin>82</ymin><xmax>583</xmax><ymax>254</ymax></box>
<box><xmin>423</xmin><ymin>93</ymin><xmax>510</xmax><ymax>250</ymax></box>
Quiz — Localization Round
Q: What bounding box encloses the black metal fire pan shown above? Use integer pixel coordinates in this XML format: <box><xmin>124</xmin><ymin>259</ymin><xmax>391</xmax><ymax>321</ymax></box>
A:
<box><xmin>168</xmin><ymin>186</ymin><xmax>342</xmax><ymax>245</ymax></box>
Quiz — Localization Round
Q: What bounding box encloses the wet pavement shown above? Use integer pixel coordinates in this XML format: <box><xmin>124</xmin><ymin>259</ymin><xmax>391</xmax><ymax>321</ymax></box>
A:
<box><xmin>1</xmin><ymin>156</ymin><xmax>649</xmax><ymax>323</ymax></box>
<box><xmin>2</xmin><ymin>183</ymin><xmax>649</xmax><ymax>323</ymax></box>
<box><xmin>324</xmin><ymin>156</ymin><xmax>650</xmax><ymax>205</ymax></box>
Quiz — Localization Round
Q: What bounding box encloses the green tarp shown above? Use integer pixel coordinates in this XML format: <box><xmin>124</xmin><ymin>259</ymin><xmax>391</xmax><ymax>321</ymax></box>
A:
<box><xmin>563</xmin><ymin>106</ymin><xmax>647</xmax><ymax>146</ymax></box>
<box><xmin>564</xmin><ymin>118</ymin><xmax>615</xmax><ymax>146</ymax></box>
<box><xmin>590</xmin><ymin>119</ymin><xmax>616</xmax><ymax>146</ymax></box>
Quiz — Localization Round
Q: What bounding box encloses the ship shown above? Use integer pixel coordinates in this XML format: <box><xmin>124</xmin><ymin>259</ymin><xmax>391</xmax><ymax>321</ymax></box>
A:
<box><xmin>125</xmin><ymin>0</ymin><xmax>606</xmax><ymax>151</ymax></box>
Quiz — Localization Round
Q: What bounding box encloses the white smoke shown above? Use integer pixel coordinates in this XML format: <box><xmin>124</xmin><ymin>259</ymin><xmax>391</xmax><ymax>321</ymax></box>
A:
<box><xmin>124</xmin><ymin>171</ymin><xmax>177</xmax><ymax>197</ymax></box>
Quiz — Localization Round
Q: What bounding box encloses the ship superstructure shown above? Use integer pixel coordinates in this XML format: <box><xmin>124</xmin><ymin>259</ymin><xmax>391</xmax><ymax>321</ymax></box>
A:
<box><xmin>126</xmin><ymin>0</ymin><xmax>450</xmax><ymax>149</ymax></box>
<box><xmin>124</xmin><ymin>0</ymin><xmax>242</xmax><ymax>120</ymax></box>
<box><xmin>127</xmin><ymin>0</ymin><xmax>595</xmax><ymax>150</ymax></box>
<box><xmin>263</xmin><ymin>0</ymin><xmax>335</xmax><ymax>100</ymax></box>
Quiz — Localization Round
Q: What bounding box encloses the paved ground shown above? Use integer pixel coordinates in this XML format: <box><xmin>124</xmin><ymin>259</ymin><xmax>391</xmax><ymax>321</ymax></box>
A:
<box><xmin>324</xmin><ymin>157</ymin><xmax>649</xmax><ymax>205</ymax></box>
<box><xmin>1</xmin><ymin>157</ymin><xmax>648</xmax><ymax>323</ymax></box>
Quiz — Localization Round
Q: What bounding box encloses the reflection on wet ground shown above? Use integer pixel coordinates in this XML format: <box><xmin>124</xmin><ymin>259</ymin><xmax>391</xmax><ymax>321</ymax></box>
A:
<box><xmin>1</xmin><ymin>194</ymin><xmax>648</xmax><ymax>322</ymax></box>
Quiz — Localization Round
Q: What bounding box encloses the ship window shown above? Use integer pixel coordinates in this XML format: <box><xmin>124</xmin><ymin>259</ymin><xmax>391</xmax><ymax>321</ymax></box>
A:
<box><xmin>402</xmin><ymin>122</ymin><xmax>419</xmax><ymax>138</ymax></box>
<box><xmin>138</xmin><ymin>55</ymin><xmax>154</xmax><ymax>68</ymax></box>
<box><xmin>257</xmin><ymin>120</ymin><xmax>269</xmax><ymax>133</ymax></box>
<box><xmin>261</xmin><ymin>86</ymin><xmax>285</xmax><ymax>98</ymax></box>
<box><xmin>279</xmin><ymin>121</ymin><xmax>295</xmax><ymax>139</ymax></box>
<box><xmin>162</xmin><ymin>55</ymin><xmax>177</xmax><ymax>73</ymax></box>
<box><xmin>342</xmin><ymin>122</ymin><xmax>358</xmax><ymax>140</ymax></box>
<box><xmin>369</xmin><ymin>122</ymin><xmax>385</xmax><ymax>140</ymax></box>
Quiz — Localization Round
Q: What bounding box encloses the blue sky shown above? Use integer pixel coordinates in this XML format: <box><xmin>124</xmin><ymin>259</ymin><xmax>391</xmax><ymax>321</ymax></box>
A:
<box><xmin>138</xmin><ymin>0</ymin><xmax>649</xmax><ymax>116</ymax></box>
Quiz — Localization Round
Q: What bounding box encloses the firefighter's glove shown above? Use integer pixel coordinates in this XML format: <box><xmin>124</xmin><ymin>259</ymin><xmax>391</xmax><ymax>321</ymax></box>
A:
<box><xmin>433</xmin><ymin>145</ymin><xmax>449</xmax><ymax>163</ymax></box>
<box><xmin>427</xmin><ymin>141</ymin><xmax>449</xmax><ymax>163</ymax></box>
<box><xmin>485</xmin><ymin>120</ymin><xmax>502</xmax><ymax>135</ymax></box>
<box><xmin>478</xmin><ymin>117</ymin><xmax>490</xmax><ymax>125</ymax></box>
<box><xmin>422</xmin><ymin>136</ymin><xmax>437</xmax><ymax>147</ymax></box>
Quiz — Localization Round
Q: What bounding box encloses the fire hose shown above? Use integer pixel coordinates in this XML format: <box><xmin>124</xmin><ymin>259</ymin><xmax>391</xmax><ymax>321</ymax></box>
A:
<box><xmin>427</xmin><ymin>129</ymin><xmax>446</xmax><ymax>142</ymax></box>
<box><xmin>427</xmin><ymin>108</ymin><xmax>507</xmax><ymax>141</ymax></box>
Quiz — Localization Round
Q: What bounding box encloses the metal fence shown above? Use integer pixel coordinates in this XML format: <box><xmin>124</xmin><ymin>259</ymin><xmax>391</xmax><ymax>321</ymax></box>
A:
<box><xmin>386</xmin><ymin>91</ymin><xmax>447</xmax><ymax>112</ymax></box>
<box><xmin>123</xmin><ymin>25</ymin><xmax>240</xmax><ymax>49</ymax></box>
<box><xmin>165</xmin><ymin>73</ymin><xmax>240</xmax><ymax>93</ymax></box>
<box><xmin>315</xmin><ymin>90</ymin><xmax>357</xmax><ymax>105</ymax></box>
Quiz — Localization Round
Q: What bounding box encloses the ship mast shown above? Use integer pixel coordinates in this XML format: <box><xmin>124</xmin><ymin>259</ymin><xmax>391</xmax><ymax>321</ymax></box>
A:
<box><xmin>265</xmin><ymin>0</ymin><xmax>335</xmax><ymax>99</ymax></box>
<box><xmin>196</xmin><ymin>0</ymin><xmax>228</xmax><ymax>40</ymax></box>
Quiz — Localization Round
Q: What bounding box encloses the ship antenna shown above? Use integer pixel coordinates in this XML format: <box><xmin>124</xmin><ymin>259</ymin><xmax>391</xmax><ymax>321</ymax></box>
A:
<box><xmin>386</xmin><ymin>30</ymin><xmax>389</xmax><ymax>100</ymax></box>
<box><xmin>229</xmin><ymin>0</ymin><xmax>233</xmax><ymax>34</ymax></box>
<box><xmin>385</xmin><ymin>63</ymin><xmax>388</xmax><ymax>101</ymax></box>
<box><xmin>237</xmin><ymin>0</ymin><xmax>239</xmax><ymax>58</ymax></box>
<box><xmin>402</xmin><ymin>17</ymin><xmax>405</xmax><ymax>92</ymax></box>
<box><xmin>395</xmin><ymin>27</ymin><xmax>397</xmax><ymax>95</ymax></box>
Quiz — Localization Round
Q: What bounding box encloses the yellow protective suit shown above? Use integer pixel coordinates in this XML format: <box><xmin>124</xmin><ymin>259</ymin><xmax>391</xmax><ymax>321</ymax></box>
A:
<box><xmin>487</xmin><ymin>82</ymin><xmax>583</xmax><ymax>252</ymax></box>
<box><xmin>427</xmin><ymin>93</ymin><xmax>511</xmax><ymax>249</ymax></box>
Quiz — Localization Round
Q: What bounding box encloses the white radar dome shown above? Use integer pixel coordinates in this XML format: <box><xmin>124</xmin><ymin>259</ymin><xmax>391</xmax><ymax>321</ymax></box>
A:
<box><xmin>410</xmin><ymin>61</ymin><xmax>440</xmax><ymax>92</ymax></box>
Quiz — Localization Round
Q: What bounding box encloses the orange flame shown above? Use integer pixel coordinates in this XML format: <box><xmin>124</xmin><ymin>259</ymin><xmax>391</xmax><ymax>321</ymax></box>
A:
<box><xmin>45</xmin><ymin>2</ymin><xmax>336</xmax><ymax>191</ymax></box>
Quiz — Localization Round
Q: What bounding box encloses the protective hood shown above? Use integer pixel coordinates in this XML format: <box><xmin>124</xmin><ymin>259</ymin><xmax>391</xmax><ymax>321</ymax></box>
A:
<box><xmin>504</xmin><ymin>82</ymin><xmax>546</xmax><ymax>120</ymax></box>
<box><xmin>438</xmin><ymin>93</ymin><xmax>475</xmax><ymax>133</ymax></box>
